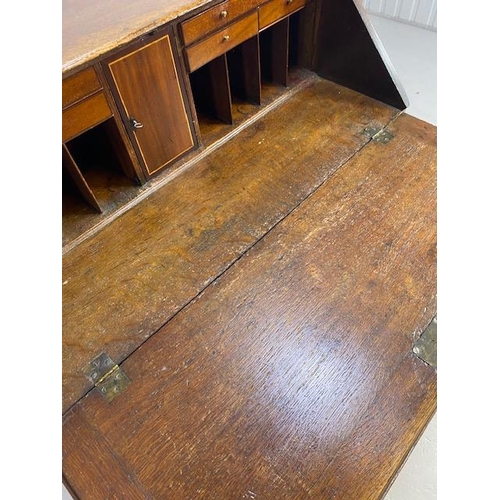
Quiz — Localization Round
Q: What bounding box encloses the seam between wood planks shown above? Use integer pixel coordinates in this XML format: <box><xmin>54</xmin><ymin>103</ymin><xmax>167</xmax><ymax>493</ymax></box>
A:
<box><xmin>62</xmin><ymin>73</ymin><xmax>320</xmax><ymax>256</ymax></box>
<box><xmin>63</xmin><ymin>110</ymin><xmax>404</xmax><ymax>416</ymax></box>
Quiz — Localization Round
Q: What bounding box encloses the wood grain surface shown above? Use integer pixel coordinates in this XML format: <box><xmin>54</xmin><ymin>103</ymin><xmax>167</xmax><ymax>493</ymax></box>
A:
<box><xmin>62</xmin><ymin>77</ymin><xmax>398</xmax><ymax>412</ymax></box>
<box><xmin>62</xmin><ymin>0</ymin><xmax>216</xmax><ymax>75</ymax></box>
<box><xmin>63</xmin><ymin>112</ymin><xmax>436</xmax><ymax>499</ymax></box>
<box><xmin>62</xmin><ymin>92</ymin><xmax>113</xmax><ymax>143</ymax></box>
<box><xmin>62</xmin><ymin>66</ymin><xmax>102</xmax><ymax>110</ymax></box>
<box><xmin>185</xmin><ymin>11</ymin><xmax>259</xmax><ymax>72</ymax></box>
<box><xmin>181</xmin><ymin>0</ymin><xmax>262</xmax><ymax>46</ymax></box>
<box><xmin>62</xmin><ymin>144</ymin><xmax>103</xmax><ymax>212</ymax></box>
<box><xmin>63</xmin><ymin>407</ymin><xmax>149</xmax><ymax>499</ymax></box>
<box><xmin>259</xmin><ymin>0</ymin><xmax>307</xmax><ymax>29</ymax></box>
<box><xmin>107</xmin><ymin>33</ymin><xmax>195</xmax><ymax>176</ymax></box>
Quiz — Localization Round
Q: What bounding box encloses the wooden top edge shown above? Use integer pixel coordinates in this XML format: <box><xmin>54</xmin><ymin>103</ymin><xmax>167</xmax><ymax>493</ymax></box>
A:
<box><xmin>62</xmin><ymin>0</ymin><xmax>216</xmax><ymax>75</ymax></box>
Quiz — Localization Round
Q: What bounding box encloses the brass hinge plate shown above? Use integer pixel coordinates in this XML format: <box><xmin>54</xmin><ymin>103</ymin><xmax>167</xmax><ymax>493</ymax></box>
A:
<box><xmin>362</xmin><ymin>126</ymin><xmax>394</xmax><ymax>144</ymax></box>
<box><xmin>413</xmin><ymin>317</ymin><xmax>437</xmax><ymax>369</ymax></box>
<box><xmin>83</xmin><ymin>352</ymin><xmax>131</xmax><ymax>402</ymax></box>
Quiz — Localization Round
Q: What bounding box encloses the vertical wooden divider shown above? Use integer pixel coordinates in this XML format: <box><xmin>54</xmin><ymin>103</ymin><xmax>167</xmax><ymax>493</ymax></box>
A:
<box><xmin>227</xmin><ymin>35</ymin><xmax>262</xmax><ymax>105</ymax></box>
<box><xmin>260</xmin><ymin>18</ymin><xmax>290</xmax><ymax>87</ymax></box>
<box><xmin>190</xmin><ymin>54</ymin><xmax>234</xmax><ymax>124</ymax></box>
<box><xmin>62</xmin><ymin>144</ymin><xmax>103</xmax><ymax>213</ymax></box>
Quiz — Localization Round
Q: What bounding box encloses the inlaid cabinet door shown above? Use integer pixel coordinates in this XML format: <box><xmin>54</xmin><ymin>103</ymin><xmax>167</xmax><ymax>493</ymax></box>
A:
<box><xmin>107</xmin><ymin>33</ymin><xmax>195</xmax><ymax>178</ymax></box>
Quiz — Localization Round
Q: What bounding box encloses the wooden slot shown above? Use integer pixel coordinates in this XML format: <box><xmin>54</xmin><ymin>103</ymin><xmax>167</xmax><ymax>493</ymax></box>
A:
<box><xmin>259</xmin><ymin>17</ymin><xmax>289</xmax><ymax>86</ymax></box>
<box><xmin>259</xmin><ymin>0</ymin><xmax>307</xmax><ymax>30</ymax></box>
<box><xmin>196</xmin><ymin>68</ymin><xmax>316</xmax><ymax>148</ymax></box>
<box><xmin>62</xmin><ymin>66</ymin><xmax>102</xmax><ymax>110</ymax></box>
<box><xmin>63</xmin><ymin>122</ymin><xmax>137</xmax><ymax>216</ymax></box>
<box><xmin>226</xmin><ymin>35</ymin><xmax>261</xmax><ymax>104</ymax></box>
<box><xmin>180</xmin><ymin>0</ymin><xmax>261</xmax><ymax>46</ymax></box>
<box><xmin>62</xmin><ymin>144</ymin><xmax>102</xmax><ymax>213</ymax></box>
<box><xmin>288</xmin><ymin>7</ymin><xmax>311</xmax><ymax>68</ymax></box>
<box><xmin>62</xmin><ymin>92</ymin><xmax>113</xmax><ymax>143</ymax></box>
<box><xmin>185</xmin><ymin>11</ymin><xmax>259</xmax><ymax>73</ymax></box>
<box><xmin>189</xmin><ymin>54</ymin><xmax>233</xmax><ymax>126</ymax></box>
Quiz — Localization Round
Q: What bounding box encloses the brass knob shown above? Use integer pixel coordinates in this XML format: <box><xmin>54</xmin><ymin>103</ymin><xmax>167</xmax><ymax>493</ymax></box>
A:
<box><xmin>286</xmin><ymin>0</ymin><xmax>293</xmax><ymax>4</ymax></box>
<box><xmin>222</xmin><ymin>35</ymin><xmax>230</xmax><ymax>42</ymax></box>
<box><xmin>220</xmin><ymin>10</ymin><xmax>228</xmax><ymax>18</ymax></box>
<box><xmin>130</xmin><ymin>118</ymin><xmax>143</xmax><ymax>129</ymax></box>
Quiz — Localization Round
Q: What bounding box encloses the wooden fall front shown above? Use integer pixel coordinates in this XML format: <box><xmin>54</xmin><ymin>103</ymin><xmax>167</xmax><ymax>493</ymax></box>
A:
<box><xmin>62</xmin><ymin>1</ymin><xmax>436</xmax><ymax>498</ymax></box>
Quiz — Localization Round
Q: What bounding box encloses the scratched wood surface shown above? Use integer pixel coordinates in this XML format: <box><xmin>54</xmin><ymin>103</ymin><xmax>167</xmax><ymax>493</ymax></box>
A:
<box><xmin>62</xmin><ymin>0</ymin><xmax>217</xmax><ymax>75</ymax></box>
<box><xmin>63</xmin><ymin>112</ymin><xmax>436</xmax><ymax>499</ymax></box>
<box><xmin>62</xmin><ymin>77</ymin><xmax>398</xmax><ymax>412</ymax></box>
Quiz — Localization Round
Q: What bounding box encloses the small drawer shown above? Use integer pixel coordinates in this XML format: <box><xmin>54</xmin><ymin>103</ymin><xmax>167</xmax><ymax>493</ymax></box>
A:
<box><xmin>181</xmin><ymin>0</ymin><xmax>261</xmax><ymax>46</ymax></box>
<box><xmin>62</xmin><ymin>92</ymin><xmax>113</xmax><ymax>142</ymax></box>
<box><xmin>62</xmin><ymin>66</ymin><xmax>102</xmax><ymax>110</ymax></box>
<box><xmin>259</xmin><ymin>0</ymin><xmax>307</xmax><ymax>30</ymax></box>
<box><xmin>185</xmin><ymin>11</ymin><xmax>259</xmax><ymax>73</ymax></box>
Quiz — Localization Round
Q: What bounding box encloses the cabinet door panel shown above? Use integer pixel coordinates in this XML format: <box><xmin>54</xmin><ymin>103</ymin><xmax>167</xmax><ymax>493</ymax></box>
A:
<box><xmin>108</xmin><ymin>34</ymin><xmax>194</xmax><ymax>177</ymax></box>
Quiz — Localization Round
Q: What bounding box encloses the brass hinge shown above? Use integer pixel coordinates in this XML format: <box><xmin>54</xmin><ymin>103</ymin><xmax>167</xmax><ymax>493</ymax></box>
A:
<box><xmin>83</xmin><ymin>352</ymin><xmax>131</xmax><ymax>402</ymax></box>
<box><xmin>362</xmin><ymin>126</ymin><xmax>394</xmax><ymax>144</ymax></box>
<box><xmin>412</xmin><ymin>317</ymin><xmax>437</xmax><ymax>369</ymax></box>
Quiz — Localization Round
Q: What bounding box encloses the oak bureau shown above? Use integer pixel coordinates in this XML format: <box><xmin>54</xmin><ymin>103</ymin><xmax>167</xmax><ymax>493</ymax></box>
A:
<box><xmin>62</xmin><ymin>1</ymin><xmax>436</xmax><ymax>498</ymax></box>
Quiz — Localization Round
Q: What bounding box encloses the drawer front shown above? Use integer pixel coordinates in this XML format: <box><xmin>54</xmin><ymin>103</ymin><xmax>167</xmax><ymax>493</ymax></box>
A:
<box><xmin>181</xmin><ymin>0</ymin><xmax>261</xmax><ymax>46</ymax></box>
<box><xmin>259</xmin><ymin>0</ymin><xmax>307</xmax><ymax>29</ymax></box>
<box><xmin>62</xmin><ymin>92</ymin><xmax>112</xmax><ymax>142</ymax></box>
<box><xmin>186</xmin><ymin>11</ymin><xmax>259</xmax><ymax>72</ymax></box>
<box><xmin>62</xmin><ymin>66</ymin><xmax>102</xmax><ymax>110</ymax></box>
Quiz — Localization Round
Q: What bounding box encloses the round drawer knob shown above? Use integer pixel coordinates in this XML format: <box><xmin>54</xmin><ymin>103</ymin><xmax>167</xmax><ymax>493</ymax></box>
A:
<box><xmin>222</xmin><ymin>35</ymin><xmax>230</xmax><ymax>42</ymax></box>
<box><xmin>286</xmin><ymin>0</ymin><xmax>293</xmax><ymax>4</ymax></box>
<box><xmin>220</xmin><ymin>10</ymin><xmax>228</xmax><ymax>18</ymax></box>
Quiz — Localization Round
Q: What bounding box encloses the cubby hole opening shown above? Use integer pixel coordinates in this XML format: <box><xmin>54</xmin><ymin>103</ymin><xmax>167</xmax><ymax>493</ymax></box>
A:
<box><xmin>64</xmin><ymin>120</ymin><xmax>138</xmax><ymax>208</ymax></box>
<box><xmin>188</xmin><ymin>9</ymin><xmax>314</xmax><ymax>148</ymax></box>
<box><xmin>62</xmin><ymin>119</ymin><xmax>140</xmax><ymax>245</ymax></box>
<box><xmin>259</xmin><ymin>9</ymin><xmax>308</xmax><ymax>91</ymax></box>
<box><xmin>188</xmin><ymin>34</ymin><xmax>262</xmax><ymax>146</ymax></box>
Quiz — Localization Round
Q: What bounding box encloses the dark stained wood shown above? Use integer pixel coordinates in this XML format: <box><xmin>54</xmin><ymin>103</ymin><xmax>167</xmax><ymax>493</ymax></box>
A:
<box><xmin>260</xmin><ymin>17</ymin><xmax>289</xmax><ymax>86</ymax></box>
<box><xmin>63</xmin><ymin>112</ymin><xmax>436</xmax><ymax>500</ymax></box>
<box><xmin>107</xmin><ymin>33</ymin><xmax>195</xmax><ymax>177</ymax></box>
<box><xmin>62</xmin><ymin>0</ymin><xmax>408</xmax><ymax>114</ymax></box>
<box><xmin>100</xmin><ymin>108</ymin><xmax>144</xmax><ymax>185</ymax></box>
<box><xmin>312</xmin><ymin>0</ymin><xmax>408</xmax><ymax>109</ymax></box>
<box><xmin>227</xmin><ymin>35</ymin><xmax>262</xmax><ymax>104</ymax></box>
<box><xmin>288</xmin><ymin>1</ymin><xmax>316</xmax><ymax>69</ymax></box>
<box><xmin>96</xmin><ymin>63</ymin><xmax>146</xmax><ymax>185</ymax></box>
<box><xmin>190</xmin><ymin>54</ymin><xmax>234</xmax><ymax>125</ymax></box>
<box><xmin>63</xmin><ymin>407</ymin><xmax>149</xmax><ymax>499</ymax></box>
<box><xmin>308</xmin><ymin>358</ymin><xmax>436</xmax><ymax>499</ymax></box>
<box><xmin>62</xmin><ymin>77</ymin><xmax>399</xmax><ymax>411</ymax></box>
<box><xmin>61</xmin><ymin>0</ymin><xmax>409</xmax><ymax>249</ymax></box>
<box><xmin>196</xmin><ymin>67</ymin><xmax>311</xmax><ymax>145</ymax></box>
<box><xmin>259</xmin><ymin>0</ymin><xmax>307</xmax><ymax>29</ymax></box>
<box><xmin>62</xmin><ymin>144</ymin><xmax>102</xmax><ymax>213</ymax></box>
<box><xmin>185</xmin><ymin>11</ymin><xmax>259</xmax><ymax>72</ymax></box>
<box><xmin>61</xmin><ymin>69</ymin><xmax>312</xmax><ymax>250</ymax></box>
<box><xmin>180</xmin><ymin>0</ymin><xmax>262</xmax><ymax>46</ymax></box>
<box><xmin>62</xmin><ymin>66</ymin><xmax>102</xmax><ymax>109</ymax></box>
<box><xmin>63</xmin><ymin>122</ymin><xmax>142</xmax><ymax>219</ymax></box>
<box><xmin>62</xmin><ymin>92</ymin><xmax>113</xmax><ymax>143</ymax></box>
